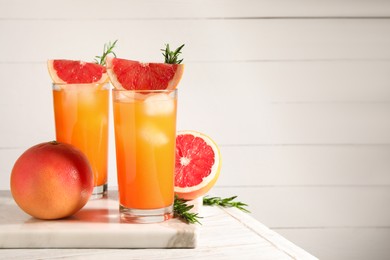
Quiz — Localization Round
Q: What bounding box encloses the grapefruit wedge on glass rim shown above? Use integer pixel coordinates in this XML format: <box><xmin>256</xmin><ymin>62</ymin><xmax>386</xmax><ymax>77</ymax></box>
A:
<box><xmin>175</xmin><ymin>130</ymin><xmax>221</xmax><ymax>201</ymax></box>
<box><xmin>106</xmin><ymin>57</ymin><xmax>184</xmax><ymax>90</ymax></box>
<box><xmin>47</xmin><ymin>59</ymin><xmax>108</xmax><ymax>84</ymax></box>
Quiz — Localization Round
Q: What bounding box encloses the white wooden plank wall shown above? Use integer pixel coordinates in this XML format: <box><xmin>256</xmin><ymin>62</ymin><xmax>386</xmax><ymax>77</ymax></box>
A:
<box><xmin>1</xmin><ymin>1</ymin><xmax>390</xmax><ymax>259</ymax></box>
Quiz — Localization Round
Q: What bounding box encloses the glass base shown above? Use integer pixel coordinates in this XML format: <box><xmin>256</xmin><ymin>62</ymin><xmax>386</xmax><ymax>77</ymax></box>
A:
<box><xmin>120</xmin><ymin>204</ymin><xmax>173</xmax><ymax>223</ymax></box>
<box><xmin>90</xmin><ymin>183</ymin><xmax>107</xmax><ymax>199</ymax></box>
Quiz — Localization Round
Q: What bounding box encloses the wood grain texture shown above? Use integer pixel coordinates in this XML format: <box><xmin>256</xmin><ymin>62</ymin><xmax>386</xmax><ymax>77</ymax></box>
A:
<box><xmin>217</xmin><ymin>145</ymin><xmax>390</xmax><ymax>186</ymax></box>
<box><xmin>277</xmin><ymin>228</ymin><xmax>390</xmax><ymax>260</ymax></box>
<box><xmin>213</xmin><ymin>186</ymin><xmax>390</xmax><ymax>228</ymax></box>
<box><xmin>0</xmin><ymin>0</ymin><xmax>389</xmax><ymax>18</ymax></box>
<box><xmin>1</xmin><ymin>20</ymin><xmax>390</xmax><ymax>62</ymax></box>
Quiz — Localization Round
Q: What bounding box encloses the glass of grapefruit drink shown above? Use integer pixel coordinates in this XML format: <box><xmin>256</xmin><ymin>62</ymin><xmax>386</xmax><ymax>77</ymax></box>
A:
<box><xmin>49</xmin><ymin>60</ymin><xmax>110</xmax><ymax>199</ymax></box>
<box><xmin>112</xmin><ymin>89</ymin><xmax>177</xmax><ymax>223</ymax></box>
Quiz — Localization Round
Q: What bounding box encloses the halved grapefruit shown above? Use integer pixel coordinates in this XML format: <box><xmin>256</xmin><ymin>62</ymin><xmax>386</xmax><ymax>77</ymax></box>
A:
<box><xmin>106</xmin><ymin>57</ymin><xmax>184</xmax><ymax>90</ymax></box>
<box><xmin>47</xmin><ymin>60</ymin><xmax>108</xmax><ymax>84</ymax></box>
<box><xmin>175</xmin><ymin>130</ymin><xmax>221</xmax><ymax>201</ymax></box>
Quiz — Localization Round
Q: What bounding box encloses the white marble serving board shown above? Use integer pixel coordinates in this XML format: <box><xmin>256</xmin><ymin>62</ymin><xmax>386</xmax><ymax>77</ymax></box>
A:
<box><xmin>0</xmin><ymin>192</ymin><xmax>199</xmax><ymax>248</ymax></box>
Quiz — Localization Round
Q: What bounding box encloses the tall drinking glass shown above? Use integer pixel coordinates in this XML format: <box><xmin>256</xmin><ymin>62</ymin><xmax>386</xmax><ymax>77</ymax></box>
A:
<box><xmin>52</xmin><ymin>83</ymin><xmax>109</xmax><ymax>199</ymax></box>
<box><xmin>112</xmin><ymin>89</ymin><xmax>177</xmax><ymax>223</ymax></box>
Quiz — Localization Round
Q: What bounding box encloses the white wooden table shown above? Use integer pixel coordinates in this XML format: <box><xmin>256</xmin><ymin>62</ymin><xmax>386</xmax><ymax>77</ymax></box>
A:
<box><xmin>0</xmin><ymin>191</ymin><xmax>317</xmax><ymax>259</ymax></box>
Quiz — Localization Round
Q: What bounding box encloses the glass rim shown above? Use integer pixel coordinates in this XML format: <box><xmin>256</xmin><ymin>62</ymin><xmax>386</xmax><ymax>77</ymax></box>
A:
<box><xmin>112</xmin><ymin>88</ymin><xmax>178</xmax><ymax>93</ymax></box>
<box><xmin>52</xmin><ymin>82</ymin><xmax>110</xmax><ymax>86</ymax></box>
<box><xmin>52</xmin><ymin>82</ymin><xmax>111</xmax><ymax>91</ymax></box>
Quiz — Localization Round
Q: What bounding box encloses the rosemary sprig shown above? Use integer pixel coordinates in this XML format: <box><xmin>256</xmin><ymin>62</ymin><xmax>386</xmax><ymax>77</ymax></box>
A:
<box><xmin>174</xmin><ymin>196</ymin><xmax>202</xmax><ymax>224</ymax></box>
<box><xmin>203</xmin><ymin>196</ymin><xmax>250</xmax><ymax>213</ymax></box>
<box><xmin>94</xmin><ymin>40</ymin><xmax>118</xmax><ymax>66</ymax></box>
<box><xmin>161</xmin><ymin>43</ymin><xmax>185</xmax><ymax>64</ymax></box>
<box><xmin>173</xmin><ymin>195</ymin><xmax>250</xmax><ymax>224</ymax></box>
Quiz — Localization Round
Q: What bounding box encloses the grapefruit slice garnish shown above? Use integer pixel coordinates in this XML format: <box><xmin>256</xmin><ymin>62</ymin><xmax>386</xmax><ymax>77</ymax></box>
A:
<box><xmin>106</xmin><ymin>57</ymin><xmax>184</xmax><ymax>90</ymax></box>
<box><xmin>47</xmin><ymin>59</ymin><xmax>108</xmax><ymax>84</ymax></box>
<box><xmin>175</xmin><ymin>130</ymin><xmax>221</xmax><ymax>201</ymax></box>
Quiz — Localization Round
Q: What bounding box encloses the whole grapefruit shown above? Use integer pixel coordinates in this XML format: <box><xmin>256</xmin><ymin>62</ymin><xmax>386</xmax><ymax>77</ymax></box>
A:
<box><xmin>10</xmin><ymin>141</ymin><xmax>93</xmax><ymax>220</ymax></box>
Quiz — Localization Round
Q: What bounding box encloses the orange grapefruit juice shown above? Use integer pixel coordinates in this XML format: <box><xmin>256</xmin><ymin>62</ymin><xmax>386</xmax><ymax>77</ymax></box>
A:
<box><xmin>113</xmin><ymin>90</ymin><xmax>177</xmax><ymax>210</ymax></box>
<box><xmin>52</xmin><ymin>83</ymin><xmax>109</xmax><ymax>194</ymax></box>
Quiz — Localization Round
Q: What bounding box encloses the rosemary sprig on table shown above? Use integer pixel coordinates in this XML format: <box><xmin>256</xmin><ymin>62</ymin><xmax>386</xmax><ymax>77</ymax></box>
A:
<box><xmin>203</xmin><ymin>196</ymin><xmax>250</xmax><ymax>213</ymax></box>
<box><xmin>174</xmin><ymin>195</ymin><xmax>249</xmax><ymax>224</ymax></box>
<box><xmin>161</xmin><ymin>43</ymin><xmax>185</xmax><ymax>64</ymax></box>
<box><xmin>174</xmin><ymin>196</ymin><xmax>202</xmax><ymax>224</ymax></box>
<box><xmin>94</xmin><ymin>39</ymin><xmax>118</xmax><ymax>66</ymax></box>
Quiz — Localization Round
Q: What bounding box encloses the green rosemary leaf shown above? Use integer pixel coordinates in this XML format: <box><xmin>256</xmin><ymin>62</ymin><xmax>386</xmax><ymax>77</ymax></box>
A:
<box><xmin>161</xmin><ymin>43</ymin><xmax>185</xmax><ymax>64</ymax></box>
<box><xmin>173</xmin><ymin>195</ymin><xmax>249</xmax><ymax>225</ymax></box>
<box><xmin>173</xmin><ymin>196</ymin><xmax>202</xmax><ymax>224</ymax></box>
<box><xmin>203</xmin><ymin>196</ymin><xmax>250</xmax><ymax>213</ymax></box>
<box><xmin>94</xmin><ymin>40</ymin><xmax>118</xmax><ymax>66</ymax></box>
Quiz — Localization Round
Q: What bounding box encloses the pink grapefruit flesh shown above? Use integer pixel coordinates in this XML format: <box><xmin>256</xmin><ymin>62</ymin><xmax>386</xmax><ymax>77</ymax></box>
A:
<box><xmin>47</xmin><ymin>59</ymin><xmax>108</xmax><ymax>84</ymax></box>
